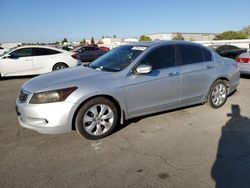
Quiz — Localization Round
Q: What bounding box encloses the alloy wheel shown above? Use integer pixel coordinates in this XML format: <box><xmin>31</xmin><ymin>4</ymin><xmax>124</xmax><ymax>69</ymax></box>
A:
<box><xmin>83</xmin><ymin>104</ymin><xmax>114</xmax><ymax>136</ymax></box>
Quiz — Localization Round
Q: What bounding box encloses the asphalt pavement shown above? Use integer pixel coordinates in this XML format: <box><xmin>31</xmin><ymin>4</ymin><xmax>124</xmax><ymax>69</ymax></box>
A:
<box><xmin>0</xmin><ymin>76</ymin><xmax>250</xmax><ymax>188</ymax></box>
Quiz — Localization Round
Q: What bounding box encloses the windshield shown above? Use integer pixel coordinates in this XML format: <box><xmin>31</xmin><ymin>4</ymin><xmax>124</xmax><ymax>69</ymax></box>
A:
<box><xmin>88</xmin><ymin>45</ymin><xmax>147</xmax><ymax>72</ymax></box>
<box><xmin>0</xmin><ymin>47</ymin><xmax>16</xmax><ymax>57</ymax></box>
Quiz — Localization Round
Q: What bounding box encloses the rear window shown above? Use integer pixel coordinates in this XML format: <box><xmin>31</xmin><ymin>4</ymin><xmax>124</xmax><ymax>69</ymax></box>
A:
<box><xmin>178</xmin><ymin>45</ymin><xmax>204</xmax><ymax>65</ymax></box>
<box><xmin>227</xmin><ymin>45</ymin><xmax>238</xmax><ymax>50</ymax></box>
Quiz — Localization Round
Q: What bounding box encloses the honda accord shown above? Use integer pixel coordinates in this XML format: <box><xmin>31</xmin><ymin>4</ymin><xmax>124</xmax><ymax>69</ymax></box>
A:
<box><xmin>16</xmin><ymin>41</ymin><xmax>240</xmax><ymax>139</ymax></box>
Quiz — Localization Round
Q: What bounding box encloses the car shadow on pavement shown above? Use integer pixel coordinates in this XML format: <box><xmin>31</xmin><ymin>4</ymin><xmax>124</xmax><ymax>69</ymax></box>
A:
<box><xmin>114</xmin><ymin>103</ymin><xmax>203</xmax><ymax>133</ymax></box>
<box><xmin>0</xmin><ymin>75</ymin><xmax>36</xmax><ymax>80</ymax></box>
<box><xmin>240</xmin><ymin>74</ymin><xmax>250</xmax><ymax>79</ymax></box>
<box><xmin>211</xmin><ymin>104</ymin><xmax>250</xmax><ymax>188</ymax></box>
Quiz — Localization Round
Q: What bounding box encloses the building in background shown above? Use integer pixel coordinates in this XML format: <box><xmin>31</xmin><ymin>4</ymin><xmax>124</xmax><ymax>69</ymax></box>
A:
<box><xmin>147</xmin><ymin>32</ymin><xmax>218</xmax><ymax>41</ymax></box>
<box><xmin>99</xmin><ymin>37</ymin><xmax>139</xmax><ymax>49</ymax></box>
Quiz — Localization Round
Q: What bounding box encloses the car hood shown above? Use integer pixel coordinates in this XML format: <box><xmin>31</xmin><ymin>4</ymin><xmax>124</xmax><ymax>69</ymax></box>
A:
<box><xmin>22</xmin><ymin>66</ymin><xmax>111</xmax><ymax>93</ymax></box>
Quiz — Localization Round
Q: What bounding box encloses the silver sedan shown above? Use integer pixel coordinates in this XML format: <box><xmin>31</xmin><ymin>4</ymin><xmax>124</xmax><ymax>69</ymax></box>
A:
<box><xmin>16</xmin><ymin>41</ymin><xmax>240</xmax><ymax>139</ymax></box>
<box><xmin>236</xmin><ymin>52</ymin><xmax>250</xmax><ymax>75</ymax></box>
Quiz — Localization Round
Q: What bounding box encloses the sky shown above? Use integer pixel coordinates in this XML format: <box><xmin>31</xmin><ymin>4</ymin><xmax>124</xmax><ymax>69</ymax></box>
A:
<box><xmin>0</xmin><ymin>0</ymin><xmax>249</xmax><ymax>43</ymax></box>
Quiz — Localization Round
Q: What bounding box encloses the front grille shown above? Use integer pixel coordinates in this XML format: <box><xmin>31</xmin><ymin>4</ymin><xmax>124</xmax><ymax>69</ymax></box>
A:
<box><xmin>18</xmin><ymin>90</ymin><xmax>29</xmax><ymax>103</ymax></box>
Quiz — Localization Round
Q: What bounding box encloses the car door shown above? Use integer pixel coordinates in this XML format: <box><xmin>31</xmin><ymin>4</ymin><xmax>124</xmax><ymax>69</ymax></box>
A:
<box><xmin>88</xmin><ymin>47</ymin><xmax>99</xmax><ymax>61</ymax></box>
<box><xmin>124</xmin><ymin>45</ymin><xmax>181</xmax><ymax>118</ymax></box>
<box><xmin>177</xmin><ymin>44</ymin><xmax>216</xmax><ymax>105</ymax></box>
<box><xmin>96</xmin><ymin>49</ymin><xmax>106</xmax><ymax>59</ymax></box>
<box><xmin>80</xmin><ymin>47</ymin><xmax>98</xmax><ymax>62</ymax></box>
<box><xmin>1</xmin><ymin>48</ymin><xmax>33</xmax><ymax>76</ymax></box>
<box><xmin>32</xmin><ymin>47</ymin><xmax>59</xmax><ymax>74</ymax></box>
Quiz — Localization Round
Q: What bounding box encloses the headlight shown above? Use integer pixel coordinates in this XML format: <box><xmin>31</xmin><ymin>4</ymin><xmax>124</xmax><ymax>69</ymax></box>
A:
<box><xmin>29</xmin><ymin>87</ymin><xmax>77</xmax><ymax>104</ymax></box>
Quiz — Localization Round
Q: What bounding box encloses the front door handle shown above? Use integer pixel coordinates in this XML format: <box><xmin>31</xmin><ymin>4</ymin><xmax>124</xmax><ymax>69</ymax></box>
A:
<box><xmin>169</xmin><ymin>72</ymin><xmax>180</xmax><ymax>76</ymax></box>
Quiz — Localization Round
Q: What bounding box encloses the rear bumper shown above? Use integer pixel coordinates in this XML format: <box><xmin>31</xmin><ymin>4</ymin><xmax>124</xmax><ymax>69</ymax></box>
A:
<box><xmin>239</xmin><ymin>63</ymin><xmax>250</xmax><ymax>75</ymax></box>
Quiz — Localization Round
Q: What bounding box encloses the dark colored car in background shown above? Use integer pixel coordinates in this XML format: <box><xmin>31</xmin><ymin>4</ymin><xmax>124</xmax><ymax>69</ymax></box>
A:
<box><xmin>209</xmin><ymin>45</ymin><xmax>247</xmax><ymax>59</ymax></box>
<box><xmin>73</xmin><ymin>46</ymin><xmax>109</xmax><ymax>62</ymax></box>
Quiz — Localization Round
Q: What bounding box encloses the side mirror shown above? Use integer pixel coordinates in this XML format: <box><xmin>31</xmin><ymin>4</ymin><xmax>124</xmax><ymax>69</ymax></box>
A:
<box><xmin>135</xmin><ymin>64</ymin><xmax>152</xmax><ymax>74</ymax></box>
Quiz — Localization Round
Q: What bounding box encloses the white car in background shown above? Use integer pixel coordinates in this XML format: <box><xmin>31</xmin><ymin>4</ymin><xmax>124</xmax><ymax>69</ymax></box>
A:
<box><xmin>0</xmin><ymin>46</ymin><xmax>8</xmax><ymax>55</ymax></box>
<box><xmin>0</xmin><ymin>46</ymin><xmax>80</xmax><ymax>77</ymax></box>
<box><xmin>236</xmin><ymin>52</ymin><xmax>250</xmax><ymax>75</ymax></box>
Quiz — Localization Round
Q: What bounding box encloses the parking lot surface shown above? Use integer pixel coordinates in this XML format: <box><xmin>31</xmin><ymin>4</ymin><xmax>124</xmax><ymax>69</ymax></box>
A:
<box><xmin>0</xmin><ymin>76</ymin><xmax>250</xmax><ymax>188</ymax></box>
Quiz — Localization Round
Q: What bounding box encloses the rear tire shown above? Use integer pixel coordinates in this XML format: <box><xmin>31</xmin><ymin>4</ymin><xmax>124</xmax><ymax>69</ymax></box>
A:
<box><xmin>208</xmin><ymin>80</ymin><xmax>228</xmax><ymax>109</ymax></box>
<box><xmin>75</xmin><ymin>97</ymin><xmax>118</xmax><ymax>140</ymax></box>
<box><xmin>52</xmin><ymin>63</ymin><xmax>68</xmax><ymax>71</ymax></box>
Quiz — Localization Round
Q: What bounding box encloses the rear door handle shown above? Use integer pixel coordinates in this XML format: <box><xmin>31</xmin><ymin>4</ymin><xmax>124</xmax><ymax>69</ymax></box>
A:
<box><xmin>169</xmin><ymin>72</ymin><xmax>180</xmax><ymax>76</ymax></box>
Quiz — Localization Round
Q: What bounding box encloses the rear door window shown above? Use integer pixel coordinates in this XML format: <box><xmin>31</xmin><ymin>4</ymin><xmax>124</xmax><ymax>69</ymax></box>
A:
<box><xmin>202</xmin><ymin>48</ymin><xmax>212</xmax><ymax>62</ymax></box>
<box><xmin>33</xmin><ymin>48</ymin><xmax>60</xmax><ymax>56</ymax></box>
<box><xmin>178</xmin><ymin>45</ymin><xmax>204</xmax><ymax>65</ymax></box>
<box><xmin>86</xmin><ymin>47</ymin><xmax>98</xmax><ymax>51</ymax></box>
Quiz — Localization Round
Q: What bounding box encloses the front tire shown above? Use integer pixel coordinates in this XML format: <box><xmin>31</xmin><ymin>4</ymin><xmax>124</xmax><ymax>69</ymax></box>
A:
<box><xmin>75</xmin><ymin>97</ymin><xmax>118</xmax><ymax>139</ymax></box>
<box><xmin>208</xmin><ymin>80</ymin><xmax>228</xmax><ymax>109</ymax></box>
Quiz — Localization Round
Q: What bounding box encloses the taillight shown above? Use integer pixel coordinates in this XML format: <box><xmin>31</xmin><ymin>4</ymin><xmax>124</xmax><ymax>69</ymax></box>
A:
<box><xmin>236</xmin><ymin>57</ymin><xmax>250</xmax><ymax>63</ymax></box>
<box><xmin>71</xmin><ymin>53</ymin><xmax>79</xmax><ymax>59</ymax></box>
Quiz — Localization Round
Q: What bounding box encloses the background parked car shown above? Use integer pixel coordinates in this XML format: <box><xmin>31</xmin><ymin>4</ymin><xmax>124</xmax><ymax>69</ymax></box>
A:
<box><xmin>73</xmin><ymin>46</ymin><xmax>109</xmax><ymax>62</ymax></box>
<box><xmin>209</xmin><ymin>45</ymin><xmax>247</xmax><ymax>59</ymax></box>
<box><xmin>0</xmin><ymin>46</ymin><xmax>80</xmax><ymax>77</ymax></box>
<box><xmin>236</xmin><ymin>52</ymin><xmax>250</xmax><ymax>75</ymax></box>
<box><xmin>99</xmin><ymin>46</ymin><xmax>110</xmax><ymax>51</ymax></box>
<box><xmin>0</xmin><ymin>46</ymin><xmax>8</xmax><ymax>55</ymax></box>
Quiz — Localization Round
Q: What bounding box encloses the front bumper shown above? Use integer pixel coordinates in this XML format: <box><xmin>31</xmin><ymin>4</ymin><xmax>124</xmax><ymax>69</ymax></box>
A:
<box><xmin>16</xmin><ymin>100</ymin><xmax>75</xmax><ymax>134</ymax></box>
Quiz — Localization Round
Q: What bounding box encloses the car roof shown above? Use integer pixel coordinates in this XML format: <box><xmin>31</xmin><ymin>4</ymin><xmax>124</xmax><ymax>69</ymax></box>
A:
<box><xmin>15</xmin><ymin>45</ymin><xmax>64</xmax><ymax>52</ymax></box>
<box><xmin>128</xmin><ymin>40</ymin><xmax>205</xmax><ymax>48</ymax></box>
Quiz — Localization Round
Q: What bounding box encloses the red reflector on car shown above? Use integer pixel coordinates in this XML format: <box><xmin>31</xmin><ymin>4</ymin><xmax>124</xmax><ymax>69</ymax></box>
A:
<box><xmin>236</xmin><ymin>58</ymin><xmax>250</xmax><ymax>63</ymax></box>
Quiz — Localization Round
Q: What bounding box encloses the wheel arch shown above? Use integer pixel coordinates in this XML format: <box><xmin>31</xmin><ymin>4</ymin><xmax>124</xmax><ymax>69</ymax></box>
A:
<box><xmin>71</xmin><ymin>94</ymin><xmax>125</xmax><ymax>130</ymax></box>
<box><xmin>52</xmin><ymin>62</ymin><xmax>69</xmax><ymax>71</ymax></box>
<box><xmin>213</xmin><ymin>76</ymin><xmax>230</xmax><ymax>90</ymax></box>
<box><xmin>204</xmin><ymin>76</ymin><xmax>230</xmax><ymax>102</ymax></box>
